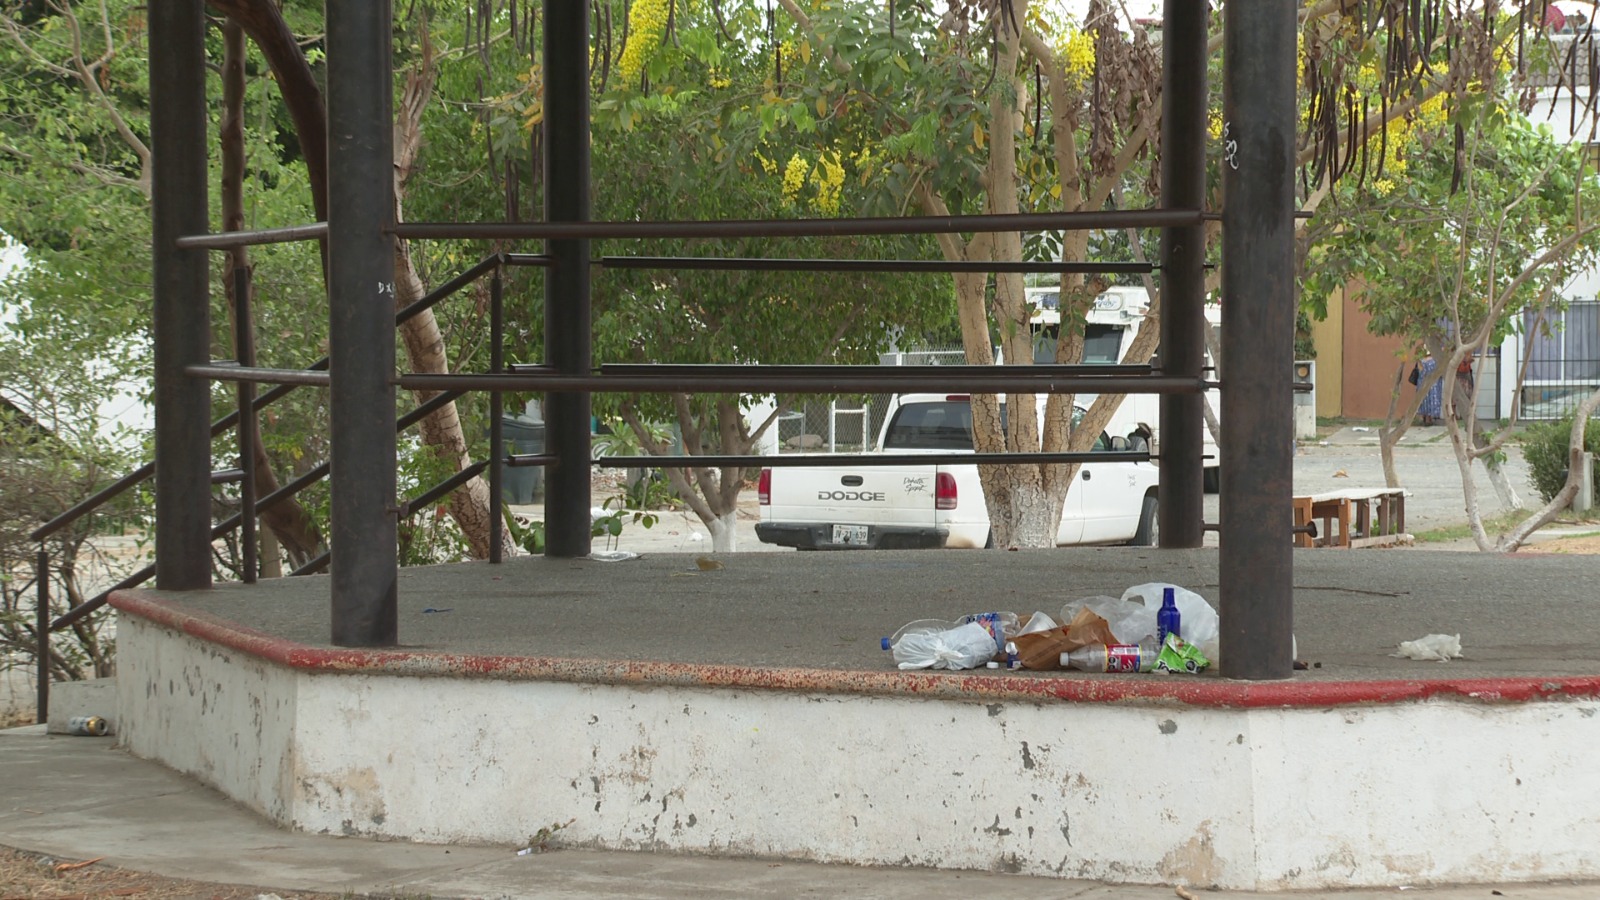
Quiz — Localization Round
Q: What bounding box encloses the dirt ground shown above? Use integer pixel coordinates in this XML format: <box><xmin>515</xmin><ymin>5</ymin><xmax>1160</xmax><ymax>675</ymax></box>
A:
<box><xmin>0</xmin><ymin>846</ymin><xmax>355</xmax><ymax>899</ymax></box>
<box><xmin>1517</xmin><ymin>532</ymin><xmax>1600</xmax><ymax>555</ymax></box>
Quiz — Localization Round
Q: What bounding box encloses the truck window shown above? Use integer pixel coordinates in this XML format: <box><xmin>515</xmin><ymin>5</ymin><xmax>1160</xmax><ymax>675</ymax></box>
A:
<box><xmin>883</xmin><ymin>401</ymin><xmax>975</xmax><ymax>450</ymax></box>
<box><xmin>1028</xmin><ymin>323</ymin><xmax>1125</xmax><ymax>365</ymax></box>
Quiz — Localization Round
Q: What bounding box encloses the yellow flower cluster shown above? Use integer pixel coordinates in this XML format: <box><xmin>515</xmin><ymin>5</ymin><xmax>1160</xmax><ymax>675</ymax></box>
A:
<box><xmin>619</xmin><ymin>0</ymin><xmax>668</xmax><ymax>84</ymax></box>
<box><xmin>756</xmin><ymin>152</ymin><xmax>778</xmax><ymax>175</ymax></box>
<box><xmin>782</xmin><ymin>153</ymin><xmax>809</xmax><ymax>203</ymax></box>
<box><xmin>811</xmin><ymin>152</ymin><xmax>845</xmax><ymax>215</ymax></box>
<box><xmin>1059</xmin><ymin>29</ymin><xmax>1095</xmax><ymax>89</ymax></box>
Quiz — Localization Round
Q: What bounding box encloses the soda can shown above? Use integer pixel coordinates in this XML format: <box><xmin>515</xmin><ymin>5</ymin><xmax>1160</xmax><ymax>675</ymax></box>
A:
<box><xmin>67</xmin><ymin>715</ymin><xmax>108</xmax><ymax>737</ymax></box>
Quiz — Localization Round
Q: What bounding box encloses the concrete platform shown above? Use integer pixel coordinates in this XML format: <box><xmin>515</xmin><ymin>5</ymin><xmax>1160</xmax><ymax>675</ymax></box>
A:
<box><xmin>107</xmin><ymin>548</ymin><xmax>1600</xmax><ymax>892</ymax></box>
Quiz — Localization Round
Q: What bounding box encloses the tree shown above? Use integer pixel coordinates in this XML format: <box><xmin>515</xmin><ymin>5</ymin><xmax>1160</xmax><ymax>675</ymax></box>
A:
<box><xmin>570</xmin><ymin>0</ymin><xmax>955</xmax><ymax>551</ymax></box>
<box><xmin>1303</xmin><ymin>115</ymin><xmax>1600</xmax><ymax>551</ymax></box>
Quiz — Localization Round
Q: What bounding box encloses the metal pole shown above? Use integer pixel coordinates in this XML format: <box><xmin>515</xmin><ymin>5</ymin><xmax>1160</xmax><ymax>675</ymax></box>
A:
<box><xmin>150</xmin><ymin>0</ymin><xmax>212</xmax><ymax>590</ymax></box>
<box><xmin>1220</xmin><ymin>1</ymin><xmax>1297</xmax><ymax>679</ymax></box>
<box><xmin>490</xmin><ymin>266</ymin><xmax>505</xmax><ymax>563</ymax></box>
<box><xmin>234</xmin><ymin>266</ymin><xmax>258</xmax><ymax>583</ymax></box>
<box><xmin>1158</xmin><ymin>0</ymin><xmax>1207</xmax><ymax>549</ymax></box>
<box><xmin>326</xmin><ymin>1</ymin><xmax>397</xmax><ymax>646</ymax></box>
<box><xmin>35</xmin><ymin>549</ymin><xmax>48</xmax><ymax>726</ymax></box>
<box><xmin>544</xmin><ymin>0</ymin><xmax>592</xmax><ymax>557</ymax></box>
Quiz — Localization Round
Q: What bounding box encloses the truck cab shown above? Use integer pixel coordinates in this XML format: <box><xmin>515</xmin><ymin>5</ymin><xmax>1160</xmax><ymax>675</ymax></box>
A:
<box><xmin>1025</xmin><ymin>285</ymin><xmax>1222</xmax><ymax>488</ymax></box>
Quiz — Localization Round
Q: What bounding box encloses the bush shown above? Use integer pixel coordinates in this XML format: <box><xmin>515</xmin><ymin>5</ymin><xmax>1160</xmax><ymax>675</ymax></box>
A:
<box><xmin>1522</xmin><ymin>415</ymin><xmax>1600</xmax><ymax>504</ymax></box>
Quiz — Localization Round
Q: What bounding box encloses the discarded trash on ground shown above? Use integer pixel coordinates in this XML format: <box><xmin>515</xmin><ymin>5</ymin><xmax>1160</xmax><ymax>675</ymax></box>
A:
<box><xmin>1392</xmin><ymin>633</ymin><xmax>1463</xmax><ymax>661</ymax></box>
<box><xmin>588</xmin><ymin>550</ymin><xmax>639</xmax><ymax>562</ymax></box>
<box><xmin>52</xmin><ymin>856</ymin><xmax>104</xmax><ymax>873</ymax></box>
<box><xmin>881</xmin><ymin>585</ymin><xmax>1227</xmax><ymax>674</ymax></box>
<box><xmin>694</xmin><ymin>556</ymin><xmax>724</xmax><ymax>571</ymax></box>
<box><xmin>66</xmin><ymin>716</ymin><xmax>109</xmax><ymax>737</ymax></box>
<box><xmin>422</xmin><ymin>606</ymin><xmax>453</xmax><ymax>614</ymax></box>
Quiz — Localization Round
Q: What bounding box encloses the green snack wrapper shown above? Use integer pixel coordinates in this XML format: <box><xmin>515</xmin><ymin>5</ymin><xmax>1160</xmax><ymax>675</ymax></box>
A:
<box><xmin>1155</xmin><ymin>634</ymin><xmax>1210</xmax><ymax>675</ymax></box>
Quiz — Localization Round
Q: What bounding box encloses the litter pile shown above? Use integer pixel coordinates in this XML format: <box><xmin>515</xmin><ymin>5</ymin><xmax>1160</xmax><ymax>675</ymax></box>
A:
<box><xmin>880</xmin><ymin>583</ymin><xmax>1219</xmax><ymax>675</ymax></box>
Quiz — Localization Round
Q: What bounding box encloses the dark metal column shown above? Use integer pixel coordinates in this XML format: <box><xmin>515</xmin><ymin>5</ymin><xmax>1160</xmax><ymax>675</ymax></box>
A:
<box><xmin>1158</xmin><ymin>0</ymin><xmax>1207</xmax><ymax>548</ymax></box>
<box><xmin>326</xmin><ymin>2</ymin><xmax>398</xmax><ymax>646</ymax></box>
<box><xmin>233</xmin><ymin>267</ymin><xmax>258</xmax><ymax>583</ymax></box>
<box><xmin>489</xmin><ymin>266</ymin><xmax>505</xmax><ymax>564</ymax></box>
<box><xmin>543</xmin><ymin>1</ymin><xmax>593</xmax><ymax>557</ymax></box>
<box><xmin>35</xmin><ymin>549</ymin><xmax>48</xmax><ymax>725</ymax></box>
<box><xmin>1220</xmin><ymin>2</ymin><xmax>1297</xmax><ymax>679</ymax></box>
<box><xmin>150</xmin><ymin>0</ymin><xmax>212</xmax><ymax>590</ymax></box>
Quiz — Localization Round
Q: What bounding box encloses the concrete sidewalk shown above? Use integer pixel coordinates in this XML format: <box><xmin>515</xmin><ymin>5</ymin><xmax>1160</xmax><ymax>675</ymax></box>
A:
<box><xmin>1</xmin><ymin>726</ymin><xmax>1596</xmax><ymax>899</ymax></box>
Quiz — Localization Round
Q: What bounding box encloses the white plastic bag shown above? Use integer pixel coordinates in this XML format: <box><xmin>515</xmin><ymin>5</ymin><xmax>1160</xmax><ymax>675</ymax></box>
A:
<box><xmin>1120</xmin><ymin>583</ymin><xmax>1222</xmax><ymax>663</ymax></box>
<box><xmin>1018</xmin><ymin>611</ymin><xmax>1059</xmax><ymax>636</ymax></box>
<box><xmin>892</xmin><ymin>622</ymin><xmax>999</xmax><ymax>670</ymax></box>
<box><xmin>1392</xmin><ymin>633</ymin><xmax>1463</xmax><ymax>661</ymax></box>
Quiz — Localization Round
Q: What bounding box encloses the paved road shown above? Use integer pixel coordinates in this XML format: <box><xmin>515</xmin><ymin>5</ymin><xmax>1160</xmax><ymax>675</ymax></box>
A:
<box><xmin>516</xmin><ymin>422</ymin><xmax>1571</xmax><ymax>554</ymax></box>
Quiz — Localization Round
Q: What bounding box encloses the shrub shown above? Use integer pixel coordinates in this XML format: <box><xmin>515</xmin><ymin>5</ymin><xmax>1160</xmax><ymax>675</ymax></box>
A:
<box><xmin>1522</xmin><ymin>415</ymin><xmax>1600</xmax><ymax>504</ymax></box>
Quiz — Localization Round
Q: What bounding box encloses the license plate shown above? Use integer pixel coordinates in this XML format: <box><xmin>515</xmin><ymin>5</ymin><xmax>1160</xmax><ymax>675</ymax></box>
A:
<box><xmin>831</xmin><ymin>524</ymin><xmax>869</xmax><ymax>545</ymax></box>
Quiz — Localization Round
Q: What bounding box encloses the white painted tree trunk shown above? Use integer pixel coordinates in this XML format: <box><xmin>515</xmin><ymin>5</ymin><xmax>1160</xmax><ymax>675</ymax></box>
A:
<box><xmin>707</xmin><ymin>511</ymin><xmax>739</xmax><ymax>553</ymax></box>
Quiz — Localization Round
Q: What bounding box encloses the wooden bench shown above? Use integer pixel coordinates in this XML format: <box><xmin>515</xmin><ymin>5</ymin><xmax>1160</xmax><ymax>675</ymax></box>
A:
<box><xmin>1292</xmin><ymin>488</ymin><xmax>1409</xmax><ymax>549</ymax></box>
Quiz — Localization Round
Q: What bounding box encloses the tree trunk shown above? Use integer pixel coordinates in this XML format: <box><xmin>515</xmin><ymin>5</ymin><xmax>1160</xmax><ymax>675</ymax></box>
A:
<box><xmin>707</xmin><ymin>510</ymin><xmax>739</xmax><ymax>552</ymax></box>
<box><xmin>1496</xmin><ymin>387</ymin><xmax>1600</xmax><ymax>551</ymax></box>
<box><xmin>219</xmin><ymin>17</ymin><xmax>323</xmax><ymax>570</ymax></box>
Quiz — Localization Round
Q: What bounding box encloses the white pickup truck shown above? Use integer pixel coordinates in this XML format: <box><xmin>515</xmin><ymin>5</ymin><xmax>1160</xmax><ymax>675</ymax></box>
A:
<box><xmin>755</xmin><ymin>393</ymin><xmax>1161</xmax><ymax>550</ymax></box>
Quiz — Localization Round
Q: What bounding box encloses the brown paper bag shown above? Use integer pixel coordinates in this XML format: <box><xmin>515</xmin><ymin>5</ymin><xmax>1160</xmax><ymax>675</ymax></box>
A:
<box><xmin>1010</xmin><ymin>608</ymin><xmax>1119</xmax><ymax>670</ymax></box>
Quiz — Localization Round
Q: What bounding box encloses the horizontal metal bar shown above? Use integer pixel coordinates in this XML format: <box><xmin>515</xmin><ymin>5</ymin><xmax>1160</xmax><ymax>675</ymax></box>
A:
<box><xmin>174</xmin><ymin>222</ymin><xmax>329</xmax><ymax>250</ymax></box>
<box><xmin>398</xmin><ymin>372</ymin><xmax>1209</xmax><ymax>395</ymax></box>
<box><xmin>211</xmin><ymin>468</ymin><xmax>245</xmax><ymax>484</ymax></box>
<box><xmin>395</xmin><ymin>208</ymin><xmax>1203</xmax><ymax>241</ymax></box>
<box><xmin>596</xmin><ymin>257</ymin><xmax>1156</xmax><ymax>275</ymax></box>
<box><xmin>602</xmin><ymin>363</ymin><xmax>1157</xmax><ymax>378</ymax></box>
<box><xmin>596</xmin><ymin>451</ymin><xmax>1152</xmax><ymax>468</ymax></box>
<box><xmin>50</xmin><ymin>565</ymin><xmax>154</xmax><ymax>630</ymax></box>
<box><xmin>188</xmin><ymin>364</ymin><xmax>333</xmax><ymax>387</ymax></box>
<box><xmin>401</xmin><ymin>460</ymin><xmax>489</xmax><ymax>516</ymax></box>
<box><xmin>503</xmin><ymin>253</ymin><xmax>555</xmax><ymax>267</ymax></box>
<box><xmin>507</xmin><ymin>453</ymin><xmax>557</xmax><ymax>468</ymax></box>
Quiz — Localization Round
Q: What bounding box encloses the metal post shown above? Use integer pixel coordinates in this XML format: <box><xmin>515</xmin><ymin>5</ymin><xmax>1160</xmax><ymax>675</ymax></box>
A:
<box><xmin>234</xmin><ymin>266</ymin><xmax>258</xmax><ymax>583</ymax></box>
<box><xmin>1220</xmin><ymin>1</ymin><xmax>1297</xmax><ymax>679</ymax></box>
<box><xmin>35</xmin><ymin>549</ymin><xmax>48</xmax><ymax>725</ymax></box>
<box><xmin>326</xmin><ymin>2</ymin><xmax>397</xmax><ymax>646</ymax></box>
<box><xmin>150</xmin><ymin>0</ymin><xmax>212</xmax><ymax>590</ymax></box>
<box><xmin>490</xmin><ymin>266</ymin><xmax>505</xmax><ymax>564</ymax></box>
<box><xmin>1158</xmin><ymin>0</ymin><xmax>1207</xmax><ymax>548</ymax></box>
<box><xmin>543</xmin><ymin>0</ymin><xmax>593</xmax><ymax>557</ymax></box>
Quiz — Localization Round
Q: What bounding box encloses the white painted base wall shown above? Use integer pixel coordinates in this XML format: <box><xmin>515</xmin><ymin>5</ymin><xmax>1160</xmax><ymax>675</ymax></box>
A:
<box><xmin>116</xmin><ymin>615</ymin><xmax>1600</xmax><ymax>890</ymax></box>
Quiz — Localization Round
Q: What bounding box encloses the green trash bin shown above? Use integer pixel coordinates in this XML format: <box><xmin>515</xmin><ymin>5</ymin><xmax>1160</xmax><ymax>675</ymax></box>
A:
<box><xmin>499</xmin><ymin>414</ymin><xmax>545</xmax><ymax>504</ymax></box>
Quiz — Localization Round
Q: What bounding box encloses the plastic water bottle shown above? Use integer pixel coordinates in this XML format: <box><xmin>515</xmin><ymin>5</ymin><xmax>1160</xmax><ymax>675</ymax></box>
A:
<box><xmin>1062</xmin><ymin>637</ymin><xmax>1159</xmax><ymax>673</ymax></box>
<box><xmin>1157</xmin><ymin>587</ymin><xmax>1182</xmax><ymax>645</ymax></box>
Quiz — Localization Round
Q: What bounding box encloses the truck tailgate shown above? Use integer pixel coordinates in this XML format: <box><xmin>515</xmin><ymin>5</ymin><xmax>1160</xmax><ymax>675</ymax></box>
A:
<box><xmin>764</xmin><ymin>464</ymin><xmax>941</xmax><ymax>548</ymax></box>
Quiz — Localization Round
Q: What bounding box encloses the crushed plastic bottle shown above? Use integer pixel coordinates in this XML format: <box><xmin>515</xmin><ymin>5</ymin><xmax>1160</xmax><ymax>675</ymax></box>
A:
<box><xmin>1061</xmin><ymin>637</ymin><xmax>1160</xmax><ymax>673</ymax></box>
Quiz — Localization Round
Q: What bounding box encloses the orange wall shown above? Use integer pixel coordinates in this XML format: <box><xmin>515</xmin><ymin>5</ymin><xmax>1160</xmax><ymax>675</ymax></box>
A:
<box><xmin>1340</xmin><ymin>292</ymin><xmax>1411</xmax><ymax>420</ymax></box>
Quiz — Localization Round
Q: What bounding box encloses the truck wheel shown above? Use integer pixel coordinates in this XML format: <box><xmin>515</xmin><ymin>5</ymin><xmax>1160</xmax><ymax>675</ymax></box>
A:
<box><xmin>1203</xmin><ymin>467</ymin><xmax>1221</xmax><ymax>494</ymax></box>
<box><xmin>1130</xmin><ymin>494</ymin><xmax>1158</xmax><ymax>546</ymax></box>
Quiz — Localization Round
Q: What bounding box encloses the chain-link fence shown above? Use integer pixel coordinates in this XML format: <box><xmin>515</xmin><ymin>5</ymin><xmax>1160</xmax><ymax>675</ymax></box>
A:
<box><xmin>770</xmin><ymin>345</ymin><xmax>970</xmax><ymax>453</ymax></box>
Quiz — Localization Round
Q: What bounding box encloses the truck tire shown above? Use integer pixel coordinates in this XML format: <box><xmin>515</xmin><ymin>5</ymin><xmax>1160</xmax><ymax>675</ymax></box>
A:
<box><xmin>1130</xmin><ymin>493</ymin><xmax>1158</xmax><ymax>546</ymax></box>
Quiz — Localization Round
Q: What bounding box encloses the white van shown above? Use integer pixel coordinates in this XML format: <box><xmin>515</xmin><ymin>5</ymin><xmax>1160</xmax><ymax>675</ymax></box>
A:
<box><xmin>1024</xmin><ymin>285</ymin><xmax>1222</xmax><ymax>490</ymax></box>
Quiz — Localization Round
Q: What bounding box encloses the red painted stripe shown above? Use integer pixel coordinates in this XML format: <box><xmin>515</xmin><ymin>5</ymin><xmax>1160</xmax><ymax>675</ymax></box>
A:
<box><xmin>111</xmin><ymin>591</ymin><xmax>1600</xmax><ymax>710</ymax></box>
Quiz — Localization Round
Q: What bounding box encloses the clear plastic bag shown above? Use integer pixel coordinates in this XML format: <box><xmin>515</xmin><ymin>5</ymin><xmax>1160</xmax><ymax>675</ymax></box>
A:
<box><xmin>890</xmin><ymin>622</ymin><xmax>1001</xmax><ymax>670</ymax></box>
<box><xmin>1120</xmin><ymin>583</ymin><xmax>1221</xmax><ymax>663</ymax></box>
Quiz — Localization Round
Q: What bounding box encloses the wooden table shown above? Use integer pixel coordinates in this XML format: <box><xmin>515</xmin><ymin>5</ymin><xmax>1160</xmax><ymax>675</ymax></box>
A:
<box><xmin>1292</xmin><ymin>488</ymin><xmax>1409</xmax><ymax>549</ymax></box>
